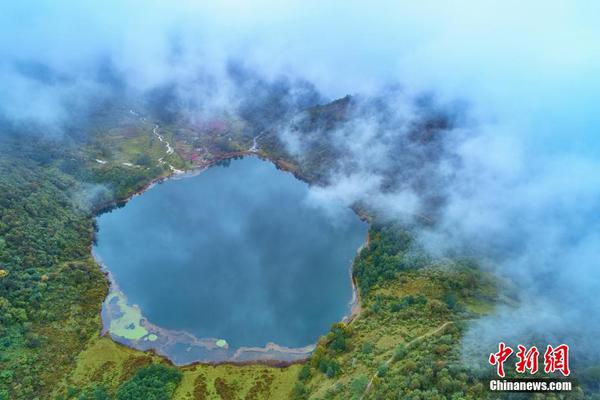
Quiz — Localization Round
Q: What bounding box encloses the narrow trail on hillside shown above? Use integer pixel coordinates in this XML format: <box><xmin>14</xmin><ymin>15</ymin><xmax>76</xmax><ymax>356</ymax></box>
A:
<box><xmin>97</xmin><ymin>110</ymin><xmax>183</xmax><ymax>174</ymax></box>
<box><xmin>249</xmin><ymin>133</ymin><xmax>264</xmax><ymax>152</ymax></box>
<box><xmin>360</xmin><ymin>321</ymin><xmax>453</xmax><ymax>399</ymax></box>
<box><xmin>152</xmin><ymin>123</ymin><xmax>183</xmax><ymax>174</ymax></box>
<box><xmin>152</xmin><ymin>124</ymin><xmax>174</xmax><ymax>155</ymax></box>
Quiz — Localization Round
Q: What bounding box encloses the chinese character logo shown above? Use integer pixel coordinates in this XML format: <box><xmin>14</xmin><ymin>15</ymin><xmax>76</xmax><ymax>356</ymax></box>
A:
<box><xmin>489</xmin><ymin>343</ymin><xmax>570</xmax><ymax>377</ymax></box>
<box><xmin>544</xmin><ymin>344</ymin><xmax>570</xmax><ymax>376</ymax></box>
<box><xmin>515</xmin><ymin>345</ymin><xmax>539</xmax><ymax>374</ymax></box>
<box><xmin>489</xmin><ymin>342</ymin><xmax>513</xmax><ymax>377</ymax></box>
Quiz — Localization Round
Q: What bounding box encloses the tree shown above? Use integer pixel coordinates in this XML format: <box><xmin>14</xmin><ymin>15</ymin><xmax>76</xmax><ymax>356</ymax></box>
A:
<box><xmin>298</xmin><ymin>364</ymin><xmax>312</xmax><ymax>381</ymax></box>
<box><xmin>133</xmin><ymin>153</ymin><xmax>153</xmax><ymax>167</ymax></box>
<box><xmin>350</xmin><ymin>375</ymin><xmax>369</xmax><ymax>397</ymax></box>
<box><xmin>292</xmin><ymin>382</ymin><xmax>308</xmax><ymax>399</ymax></box>
<box><xmin>116</xmin><ymin>364</ymin><xmax>182</xmax><ymax>400</ymax></box>
<box><xmin>328</xmin><ymin>322</ymin><xmax>352</xmax><ymax>353</ymax></box>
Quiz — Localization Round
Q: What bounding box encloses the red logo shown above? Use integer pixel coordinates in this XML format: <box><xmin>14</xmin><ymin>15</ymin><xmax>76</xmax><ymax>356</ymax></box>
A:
<box><xmin>544</xmin><ymin>344</ymin><xmax>570</xmax><ymax>376</ymax></box>
<box><xmin>489</xmin><ymin>343</ymin><xmax>570</xmax><ymax>377</ymax></box>
<box><xmin>515</xmin><ymin>345</ymin><xmax>539</xmax><ymax>374</ymax></box>
<box><xmin>489</xmin><ymin>342</ymin><xmax>513</xmax><ymax>377</ymax></box>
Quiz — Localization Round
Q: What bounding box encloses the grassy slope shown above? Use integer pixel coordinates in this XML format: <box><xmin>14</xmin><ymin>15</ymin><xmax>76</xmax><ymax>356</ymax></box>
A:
<box><xmin>65</xmin><ymin>337</ymin><xmax>301</xmax><ymax>400</ymax></box>
<box><xmin>301</xmin><ymin>266</ymin><xmax>497</xmax><ymax>399</ymax></box>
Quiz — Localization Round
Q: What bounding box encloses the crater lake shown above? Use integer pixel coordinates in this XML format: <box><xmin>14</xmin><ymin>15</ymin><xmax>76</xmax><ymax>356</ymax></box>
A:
<box><xmin>94</xmin><ymin>156</ymin><xmax>367</xmax><ymax>358</ymax></box>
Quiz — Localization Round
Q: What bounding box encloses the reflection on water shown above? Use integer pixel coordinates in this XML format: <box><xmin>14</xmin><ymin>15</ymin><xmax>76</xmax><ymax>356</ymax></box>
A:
<box><xmin>94</xmin><ymin>156</ymin><xmax>367</xmax><ymax>363</ymax></box>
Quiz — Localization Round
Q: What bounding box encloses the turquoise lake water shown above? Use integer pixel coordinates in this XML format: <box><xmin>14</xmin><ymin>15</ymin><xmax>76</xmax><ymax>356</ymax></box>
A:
<box><xmin>94</xmin><ymin>156</ymin><xmax>367</xmax><ymax>348</ymax></box>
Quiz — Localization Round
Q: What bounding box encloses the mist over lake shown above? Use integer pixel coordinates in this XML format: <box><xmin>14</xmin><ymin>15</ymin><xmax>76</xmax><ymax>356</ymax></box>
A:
<box><xmin>94</xmin><ymin>156</ymin><xmax>367</xmax><ymax>349</ymax></box>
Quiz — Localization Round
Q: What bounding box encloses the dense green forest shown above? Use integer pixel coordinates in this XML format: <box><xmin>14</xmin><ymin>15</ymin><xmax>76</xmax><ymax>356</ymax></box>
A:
<box><xmin>0</xmin><ymin>124</ymin><xmax>177</xmax><ymax>399</ymax></box>
<box><xmin>0</xmin><ymin>100</ymin><xmax>597</xmax><ymax>399</ymax></box>
<box><xmin>0</xmin><ymin>145</ymin><xmax>103</xmax><ymax>399</ymax></box>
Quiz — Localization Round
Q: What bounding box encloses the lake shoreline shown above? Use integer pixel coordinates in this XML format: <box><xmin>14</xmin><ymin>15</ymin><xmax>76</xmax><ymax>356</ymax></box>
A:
<box><xmin>91</xmin><ymin>148</ymin><xmax>370</xmax><ymax>367</ymax></box>
<box><xmin>92</xmin><ymin>148</ymin><xmax>307</xmax><ymax>217</ymax></box>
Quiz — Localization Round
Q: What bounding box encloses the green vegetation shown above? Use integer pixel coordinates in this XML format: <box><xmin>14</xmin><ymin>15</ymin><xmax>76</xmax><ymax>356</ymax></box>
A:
<box><xmin>0</xmin><ymin>117</ymin><xmax>188</xmax><ymax>399</ymax></box>
<box><xmin>0</xmin><ymin>144</ymin><xmax>107</xmax><ymax>399</ymax></box>
<box><xmin>0</xmin><ymin>102</ymin><xmax>596</xmax><ymax>399</ymax></box>
<box><xmin>116</xmin><ymin>364</ymin><xmax>182</xmax><ymax>400</ymax></box>
<box><xmin>64</xmin><ymin>337</ymin><xmax>301</xmax><ymax>399</ymax></box>
<box><xmin>353</xmin><ymin>224</ymin><xmax>428</xmax><ymax>295</ymax></box>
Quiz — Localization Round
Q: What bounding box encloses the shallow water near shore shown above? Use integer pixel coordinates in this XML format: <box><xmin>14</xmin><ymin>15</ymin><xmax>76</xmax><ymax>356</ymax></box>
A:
<box><xmin>94</xmin><ymin>156</ymin><xmax>367</xmax><ymax>363</ymax></box>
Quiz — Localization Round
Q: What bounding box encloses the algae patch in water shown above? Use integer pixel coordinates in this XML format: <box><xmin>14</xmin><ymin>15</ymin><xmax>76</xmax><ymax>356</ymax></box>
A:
<box><xmin>105</xmin><ymin>292</ymin><xmax>148</xmax><ymax>340</ymax></box>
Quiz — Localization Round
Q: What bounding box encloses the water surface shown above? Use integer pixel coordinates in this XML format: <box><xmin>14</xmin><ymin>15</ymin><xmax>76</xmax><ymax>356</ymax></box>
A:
<box><xmin>94</xmin><ymin>157</ymin><xmax>367</xmax><ymax>356</ymax></box>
